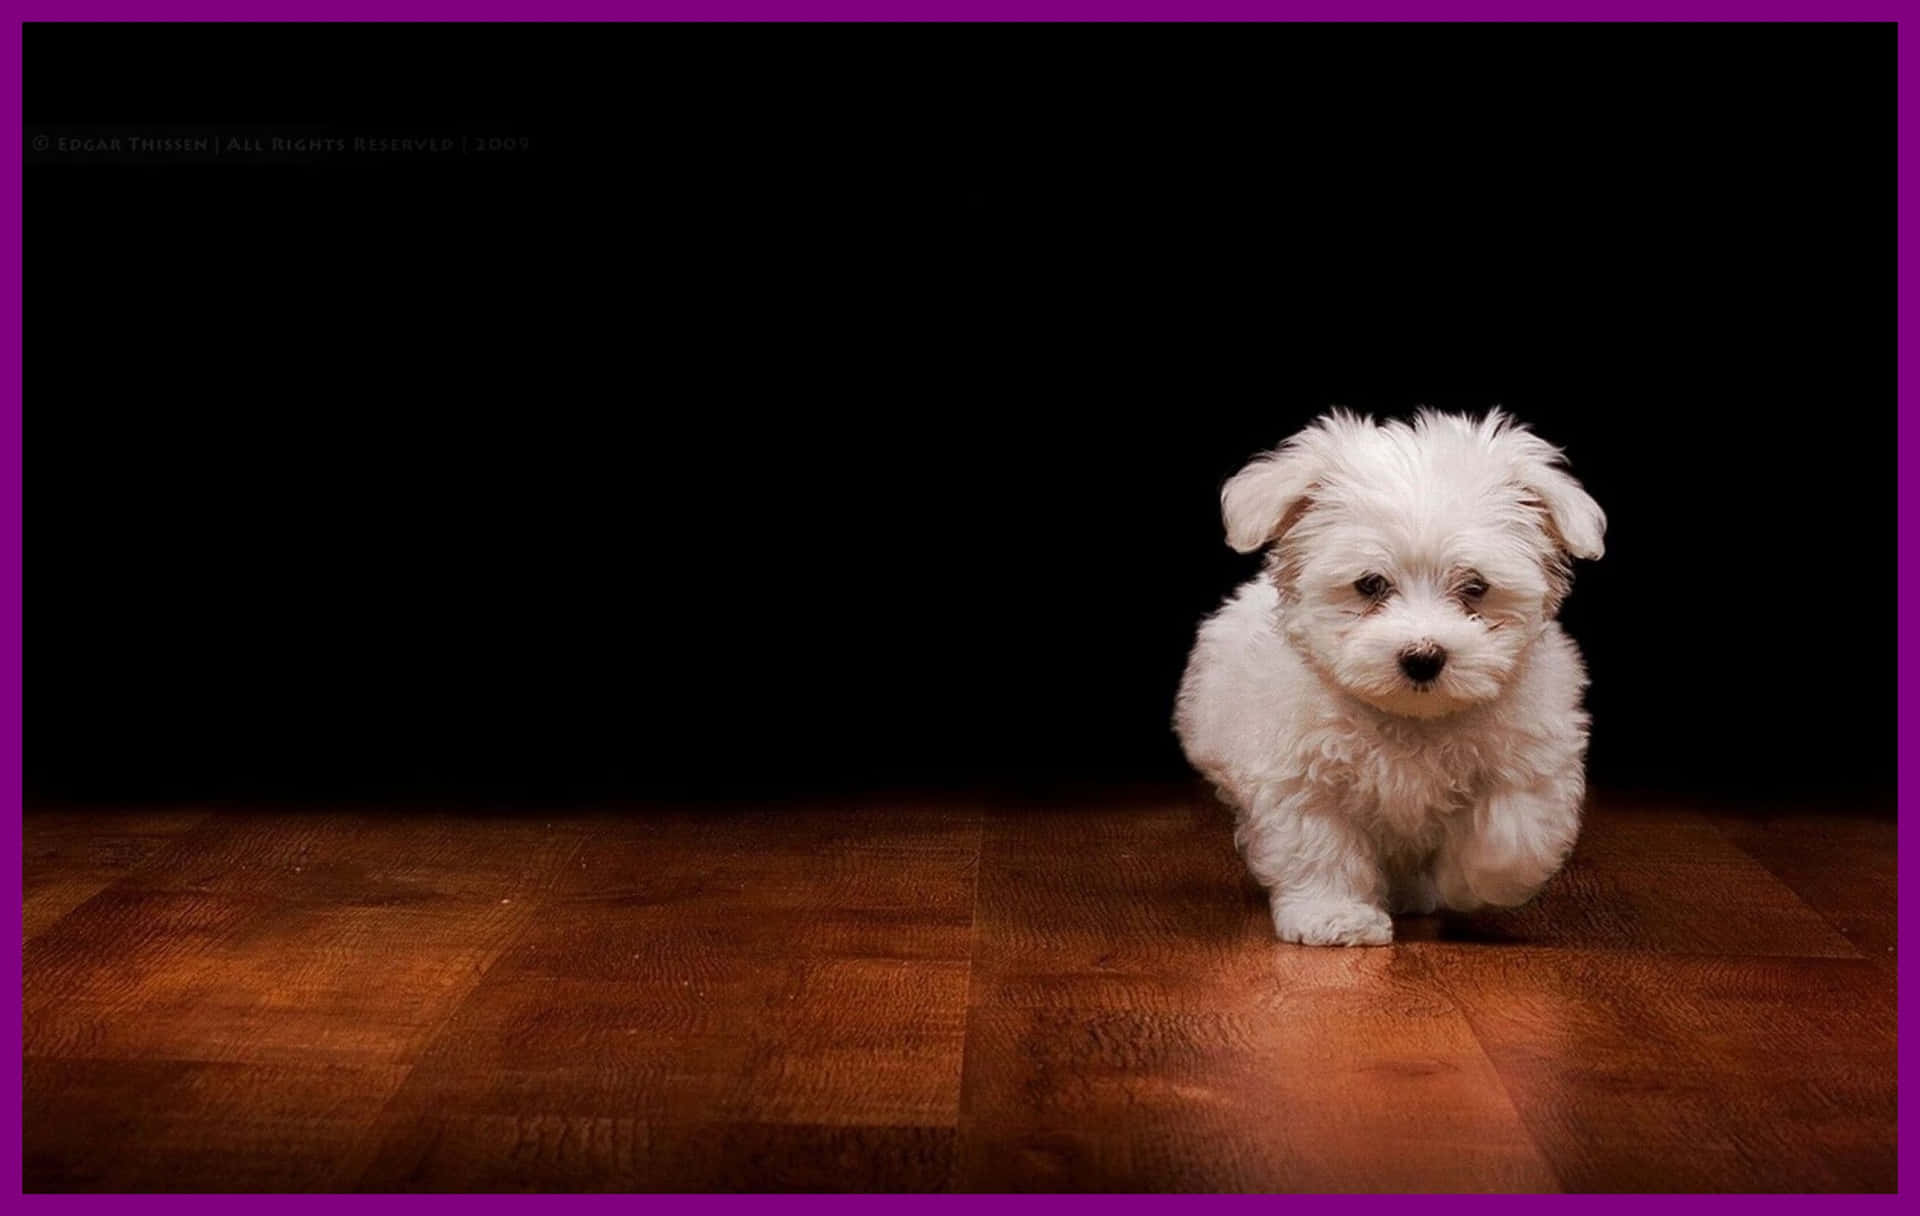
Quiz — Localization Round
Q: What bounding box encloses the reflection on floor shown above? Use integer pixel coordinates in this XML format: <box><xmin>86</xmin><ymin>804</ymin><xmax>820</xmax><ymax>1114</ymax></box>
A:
<box><xmin>22</xmin><ymin>786</ymin><xmax>1896</xmax><ymax>1192</ymax></box>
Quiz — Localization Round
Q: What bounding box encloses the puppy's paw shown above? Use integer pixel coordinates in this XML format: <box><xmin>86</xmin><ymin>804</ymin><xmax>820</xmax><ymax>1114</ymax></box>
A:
<box><xmin>1271</xmin><ymin>898</ymin><xmax>1393</xmax><ymax>947</ymax></box>
<box><xmin>1436</xmin><ymin>855</ymin><xmax>1557</xmax><ymax>910</ymax></box>
<box><xmin>1433</xmin><ymin>844</ymin><xmax>1562</xmax><ymax>911</ymax></box>
<box><xmin>1464</xmin><ymin>864</ymin><xmax>1553</xmax><ymax>909</ymax></box>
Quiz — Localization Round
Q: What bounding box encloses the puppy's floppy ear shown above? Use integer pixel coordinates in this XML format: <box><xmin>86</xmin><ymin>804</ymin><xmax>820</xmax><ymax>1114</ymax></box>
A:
<box><xmin>1505</xmin><ymin>424</ymin><xmax>1606</xmax><ymax>561</ymax></box>
<box><xmin>1221</xmin><ymin>439</ymin><xmax>1320</xmax><ymax>554</ymax></box>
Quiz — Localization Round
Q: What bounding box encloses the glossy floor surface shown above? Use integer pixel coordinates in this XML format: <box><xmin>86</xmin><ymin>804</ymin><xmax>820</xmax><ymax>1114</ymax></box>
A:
<box><xmin>22</xmin><ymin>787</ymin><xmax>1897</xmax><ymax>1192</ymax></box>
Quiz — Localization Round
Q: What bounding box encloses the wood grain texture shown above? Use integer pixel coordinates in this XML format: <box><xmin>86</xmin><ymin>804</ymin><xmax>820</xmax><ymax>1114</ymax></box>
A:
<box><xmin>1706</xmin><ymin>805</ymin><xmax>1898</xmax><ymax>969</ymax></box>
<box><xmin>1429</xmin><ymin>950</ymin><xmax>1895</xmax><ymax>1192</ymax></box>
<box><xmin>23</xmin><ymin>1056</ymin><xmax>410</xmax><ymax>1192</ymax></box>
<box><xmin>1430</xmin><ymin>805</ymin><xmax>1863</xmax><ymax>957</ymax></box>
<box><xmin>25</xmin><ymin>812</ymin><xmax>590</xmax><ymax>1066</ymax></box>
<box><xmin>21</xmin><ymin>790</ymin><xmax>1896</xmax><ymax>1192</ymax></box>
<box><xmin>22</xmin><ymin>807</ymin><xmax>210</xmax><ymax>941</ymax></box>
<box><xmin>956</xmin><ymin>790</ymin><xmax>1556</xmax><ymax>1192</ymax></box>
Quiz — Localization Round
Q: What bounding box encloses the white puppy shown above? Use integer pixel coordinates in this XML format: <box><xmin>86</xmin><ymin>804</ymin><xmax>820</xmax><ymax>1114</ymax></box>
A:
<box><xmin>1175</xmin><ymin>409</ymin><xmax>1605</xmax><ymax>946</ymax></box>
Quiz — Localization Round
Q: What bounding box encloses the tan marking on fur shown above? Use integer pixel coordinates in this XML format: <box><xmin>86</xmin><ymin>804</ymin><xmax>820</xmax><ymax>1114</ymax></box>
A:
<box><xmin>1522</xmin><ymin>494</ymin><xmax>1577</xmax><ymax>616</ymax></box>
<box><xmin>1263</xmin><ymin>492</ymin><xmax>1318</xmax><ymax>599</ymax></box>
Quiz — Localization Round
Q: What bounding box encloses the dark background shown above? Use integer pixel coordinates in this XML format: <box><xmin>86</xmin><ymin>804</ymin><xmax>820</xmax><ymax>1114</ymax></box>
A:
<box><xmin>28</xmin><ymin>24</ymin><xmax>1893</xmax><ymax>805</ymax></box>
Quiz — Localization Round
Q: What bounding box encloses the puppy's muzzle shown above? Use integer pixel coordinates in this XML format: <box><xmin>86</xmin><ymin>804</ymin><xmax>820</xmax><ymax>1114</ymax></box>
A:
<box><xmin>1397</xmin><ymin>644</ymin><xmax>1447</xmax><ymax>684</ymax></box>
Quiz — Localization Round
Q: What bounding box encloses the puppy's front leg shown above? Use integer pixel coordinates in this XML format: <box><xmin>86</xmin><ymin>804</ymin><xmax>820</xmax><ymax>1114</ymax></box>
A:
<box><xmin>1241</xmin><ymin>785</ymin><xmax>1392</xmax><ymax>946</ymax></box>
<box><xmin>1432</xmin><ymin>777</ymin><xmax>1582</xmax><ymax>911</ymax></box>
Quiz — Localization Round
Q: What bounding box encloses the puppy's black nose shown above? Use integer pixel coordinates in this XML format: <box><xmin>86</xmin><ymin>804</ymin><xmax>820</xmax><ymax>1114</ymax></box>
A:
<box><xmin>1398</xmin><ymin>645</ymin><xmax>1447</xmax><ymax>684</ymax></box>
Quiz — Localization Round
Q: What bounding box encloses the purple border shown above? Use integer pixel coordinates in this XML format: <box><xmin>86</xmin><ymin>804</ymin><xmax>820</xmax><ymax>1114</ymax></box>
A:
<box><xmin>8</xmin><ymin>11</ymin><xmax>22</xmax><ymax>1205</ymax></box>
<box><xmin>1897</xmin><ymin>14</ymin><xmax>1911</xmax><ymax>1204</ymax></box>
<box><xmin>1898</xmin><ymin>18</ymin><xmax>1912</xmax><ymax>1205</ymax></box>
<box><xmin>0</xmin><ymin>3</ymin><xmax>1913</xmax><ymax>17</ymax></box>
<box><xmin>6</xmin><ymin>9</ymin><xmax>1907</xmax><ymax>1203</ymax></box>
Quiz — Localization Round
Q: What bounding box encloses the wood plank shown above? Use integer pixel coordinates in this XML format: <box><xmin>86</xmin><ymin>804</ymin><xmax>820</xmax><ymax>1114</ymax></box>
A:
<box><xmin>1432</xmin><ymin>948</ymin><xmax>1896</xmax><ymax>1192</ymax></box>
<box><xmin>955</xmin><ymin>999</ymin><xmax>1558</xmax><ymax>1193</ymax></box>
<box><xmin>359</xmin><ymin>960</ymin><xmax>971</xmax><ymax>1130</ymax></box>
<box><xmin>1707</xmin><ymin>807</ymin><xmax>1897</xmax><ymax>968</ymax></box>
<box><xmin>20</xmin><ymin>792</ymin><xmax>1897</xmax><ymax>1193</ymax></box>
<box><xmin>353</xmin><ymin>804</ymin><xmax>980</xmax><ymax>1190</ymax></box>
<box><xmin>24</xmin><ymin>1057</ymin><xmax>408</xmax><ymax>1192</ymax></box>
<box><xmin>25</xmin><ymin>811</ymin><xmax>589</xmax><ymax>1066</ymax></box>
<box><xmin>358</xmin><ymin>1117</ymin><xmax>953</xmax><ymax>1192</ymax></box>
<box><xmin>963</xmin><ymin>789</ymin><xmax>1272</xmax><ymax>1012</ymax></box>
<box><xmin>22</xmin><ymin>807</ymin><xmax>211</xmax><ymax>941</ymax></box>
<box><xmin>1426</xmin><ymin>803</ymin><xmax>1862</xmax><ymax>957</ymax></box>
<box><xmin>955</xmin><ymin>792</ymin><xmax>1558</xmax><ymax>1192</ymax></box>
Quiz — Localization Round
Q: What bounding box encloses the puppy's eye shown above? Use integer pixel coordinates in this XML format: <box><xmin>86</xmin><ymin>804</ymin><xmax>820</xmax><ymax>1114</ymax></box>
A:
<box><xmin>1459</xmin><ymin>576</ymin><xmax>1489</xmax><ymax>599</ymax></box>
<box><xmin>1353</xmin><ymin>573</ymin><xmax>1390</xmax><ymax>598</ymax></box>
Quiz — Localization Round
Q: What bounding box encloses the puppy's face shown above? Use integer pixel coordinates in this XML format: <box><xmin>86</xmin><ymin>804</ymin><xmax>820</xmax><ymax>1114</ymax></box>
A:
<box><xmin>1280</xmin><ymin>487</ymin><xmax>1561</xmax><ymax>719</ymax></box>
<box><xmin>1221</xmin><ymin>410</ymin><xmax>1604</xmax><ymax>720</ymax></box>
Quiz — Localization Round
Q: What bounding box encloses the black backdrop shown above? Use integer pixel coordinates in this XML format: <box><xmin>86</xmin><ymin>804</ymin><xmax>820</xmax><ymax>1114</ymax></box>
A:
<box><xmin>28</xmin><ymin>24</ymin><xmax>1893</xmax><ymax>803</ymax></box>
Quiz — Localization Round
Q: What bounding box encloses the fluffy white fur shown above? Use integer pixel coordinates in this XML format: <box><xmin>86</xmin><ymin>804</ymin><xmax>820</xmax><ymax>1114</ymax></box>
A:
<box><xmin>1175</xmin><ymin>409</ymin><xmax>1605</xmax><ymax>946</ymax></box>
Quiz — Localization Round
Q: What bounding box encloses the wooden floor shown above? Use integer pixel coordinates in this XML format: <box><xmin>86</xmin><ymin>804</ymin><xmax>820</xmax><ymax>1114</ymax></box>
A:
<box><xmin>22</xmin><ymin>786</ymin><xmax>1897</xmax><ymax>1193</ymax></box>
